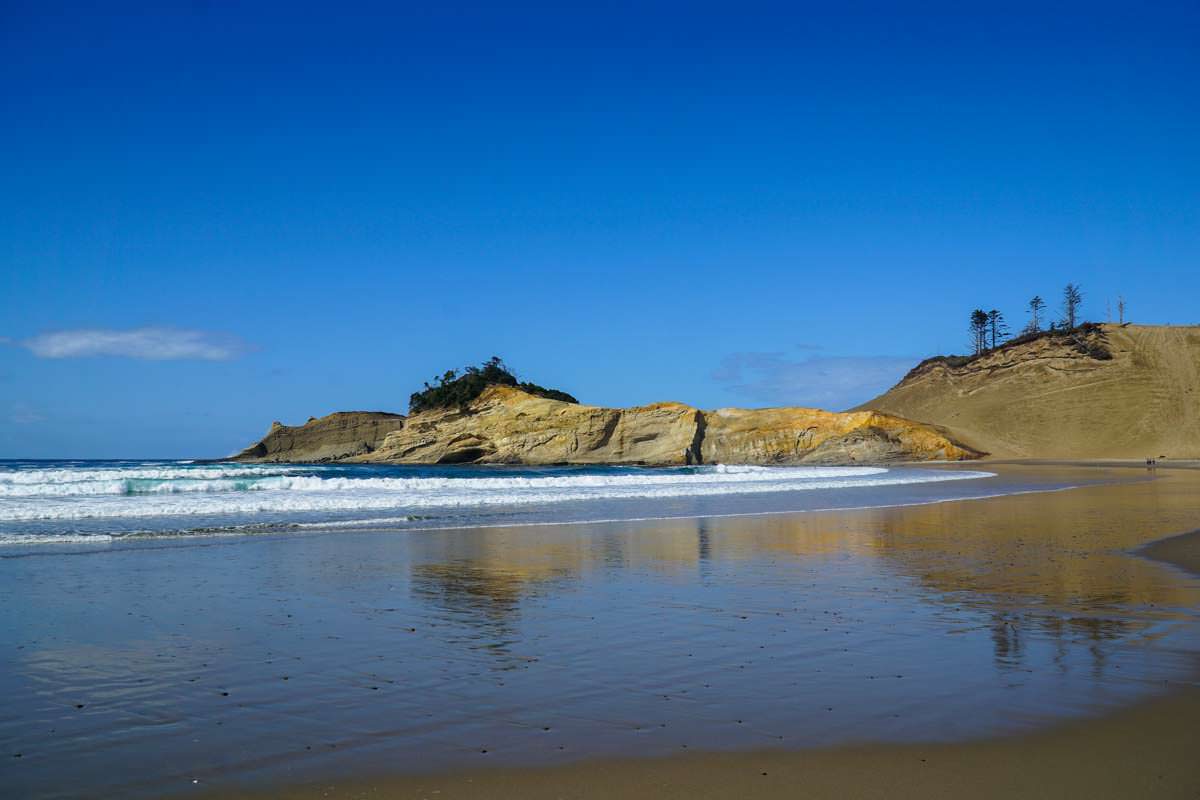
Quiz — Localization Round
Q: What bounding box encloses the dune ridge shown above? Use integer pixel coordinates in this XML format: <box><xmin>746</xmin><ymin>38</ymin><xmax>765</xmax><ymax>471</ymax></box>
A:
<box><xmin>858</xmin><ymin>324</ymin><xmax>1200</xmax><ymax>458</ymax></box>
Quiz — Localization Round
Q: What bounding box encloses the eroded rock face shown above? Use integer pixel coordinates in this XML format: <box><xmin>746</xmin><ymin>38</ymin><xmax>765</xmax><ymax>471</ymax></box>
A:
<box><xmin>701</xmin><ymin>407</ymin><xmax>979</xmax><ymax>464</ymax></box>
<box><xmin>346</xmin><ymin>386</ymin><xmax>979</xmax><ymax>466</ymax></box>
<box><xmin>234</xmin><ymin>411</ymin><xmax>407</xmax><ymax>463</ymax></box>
<box><xmin>234</xmin><ymin>386</ymin><xmax>981</xmax><ymax>466</ymax></box>
<box><xmin>359</xmin><ymin>387</ymin><xmax>703</xmax><ymax>465</ymax></box>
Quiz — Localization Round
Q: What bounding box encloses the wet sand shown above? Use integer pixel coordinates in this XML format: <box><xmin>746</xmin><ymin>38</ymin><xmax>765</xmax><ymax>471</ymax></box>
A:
<box><xmin>244</xmin><ymin>531</ymin><xmax>1200</xmax><ymax>800</ymax></box>
<box><xmin>227</xmin><ymin>684</ymin><xmax>1200</xmax><ymax>800</ymax></box>
<box><xmin>1142</xmin><ymin>528</ymin><xmax>1200</xmax><ymax>577</ymax></box>
<box><xmin>4</xmin><ymin>464</ymin><xmax>1200</xmax><ymax>798</ymax></box>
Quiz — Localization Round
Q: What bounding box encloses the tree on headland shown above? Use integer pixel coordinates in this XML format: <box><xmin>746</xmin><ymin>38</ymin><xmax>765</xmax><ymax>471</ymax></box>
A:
<box><xmin>969</xmin><ymin>309</ymin><xmax>989</xmax><ymax>355</ymax></box>
<box><xmin>409</xmin><ymin>357</ymin><xmax>578</xmax><ymax>413</ymax></box>
<box><xmin>986</xmin><ymin>309</ymin><xmax>1009</xmax><ymax>349</ymax></box>
<box><xmin>1060</xmin><ymin>283</ymin><xmax>1083</xmax><ymax>329</ymax></box>
<box><xmin>1023</xmin><ymin>295</ymin><xmax>1046</xmax><ymax>335</ymax></box>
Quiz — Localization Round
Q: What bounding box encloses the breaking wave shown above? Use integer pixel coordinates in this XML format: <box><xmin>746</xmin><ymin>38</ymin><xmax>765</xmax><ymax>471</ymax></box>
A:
<box><xmin>0</xmin><ymin>462</ymin><xmax>994</xmax><ymax>522</ymax></box>
<box><xmin>0</xmin><ymin>459</ymin><xmax>1014</xmax><ymax>548</ymax></box>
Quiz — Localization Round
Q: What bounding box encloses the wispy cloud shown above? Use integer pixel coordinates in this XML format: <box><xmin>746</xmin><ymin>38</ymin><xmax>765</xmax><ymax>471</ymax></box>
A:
<box><xmin>8</xmin><ymin>327</ymin><xmax>249</xmax><ymax>361</ymax></box>
<box><xmin>712</xmin><ymin>352</ymin><xmax>913</xmax><ymax>411</ymax></box>
<box><xmin>9</xmin><ymin>403</ymin><xmax>45</xmax><ymax>424</ymax></box>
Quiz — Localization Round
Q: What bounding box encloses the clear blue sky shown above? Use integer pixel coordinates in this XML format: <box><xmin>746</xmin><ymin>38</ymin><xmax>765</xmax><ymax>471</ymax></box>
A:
<box><xmin>2</xmin><ymin>2</ymin><xmax>1198</xmax><ymax>458</ymax></box>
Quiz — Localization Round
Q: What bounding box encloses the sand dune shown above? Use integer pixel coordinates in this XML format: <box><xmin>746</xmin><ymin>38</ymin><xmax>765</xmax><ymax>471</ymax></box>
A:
<box><xmin>859</xmin><ymin>324</ymin><xmax>1200</xmax><ymax>458</ymax></box>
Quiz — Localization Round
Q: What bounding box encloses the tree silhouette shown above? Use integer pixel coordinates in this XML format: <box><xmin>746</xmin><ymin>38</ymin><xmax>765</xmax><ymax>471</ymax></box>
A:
<box><xmin>987</xmin><ymin>309</ymin><xmax>1009</xmax><ymax>349</ymax></box>
<box><xmin>970</xmin><ymin>309</ymin><xmax>989</xmax><ymax>355</ymax></box>
<box><xmin>1061</xmin><ymin>283</ymin><xmax>1083</xmax><ymax>329</ymax></box>
<box><xmin>1024</xmin><ymin>295</ymin><xmax>1046</xmax><ymax>334</ymax></box>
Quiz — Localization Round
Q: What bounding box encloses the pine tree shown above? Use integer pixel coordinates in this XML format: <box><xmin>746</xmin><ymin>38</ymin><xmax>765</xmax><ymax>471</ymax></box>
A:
<box><xmin>1061</xmin><ymin>283</ymin><xmax>1083</xmax><ymax>330</ymax></box>
<box><xmin>987</xmin><ymin>309</ymin><xmax>1009</xmax><ymax>349</ymax></box>
<box><xmin>1023</xmin><ymin>295</ymin><xmax>1046</xmax><ymax>335</ymax></box>
<box><xmin>969</xmin><ymin>309</ymin><xmax>989</xmax><ymax>355</ymax></box>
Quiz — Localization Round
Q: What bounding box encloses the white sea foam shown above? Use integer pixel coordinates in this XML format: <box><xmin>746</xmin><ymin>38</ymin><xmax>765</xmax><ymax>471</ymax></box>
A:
<box><xmin>0</xmin><ymin>464</ymin><xmax>309</xmax><ymax>489</ymax></box>
<box><xmin>0</xmin><ymin>532</ymin><xmax>116</xmax><ymax>545</ymax></box>
<box><xmin>0</xmin><ymin>464</ymin><xmax>995</xmax><ymax>522</ymax></box>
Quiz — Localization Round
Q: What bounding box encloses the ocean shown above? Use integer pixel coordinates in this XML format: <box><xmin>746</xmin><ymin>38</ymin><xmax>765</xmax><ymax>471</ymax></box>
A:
<box><xmin>0</xmin><ymin>459</ymin><xmax>1016</xmax><ymax>549</ymax></box>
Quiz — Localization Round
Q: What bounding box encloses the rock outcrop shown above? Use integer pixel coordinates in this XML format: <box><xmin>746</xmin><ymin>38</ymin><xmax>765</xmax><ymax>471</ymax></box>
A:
<box><xmin>339</xmin><ymin>386</ymin><xmax>975</xmax><ymax>466</ymax></box>
<box><xmin>233</xmin><ymin>411</ymin><xmax>407</xmax><ymax>463</ymax></box>
<box><xmin>700</xmin><ymin>406</ymin><xmax>976</xmax><ymax>464</ymax></box>
<box><xmin>357</xmin><ymin>387</ymin><xmax>704</xmax><ymax>465</ymax></box>
<box><xmin>234</xmin><ymin>388</ymin><xmax>980</xmax><ymax>467</ymax></box>
<box><xmin>858</xmin><ymin>324</ymin><xmax>1200</xmax><ymax>458</ymax></box>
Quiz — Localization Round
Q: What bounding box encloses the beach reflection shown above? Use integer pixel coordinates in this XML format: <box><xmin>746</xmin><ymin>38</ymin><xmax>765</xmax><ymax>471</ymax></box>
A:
<box><xmin>3</xmin><ymin>467</ymin><xmax>1200</xmax><ymax>799</ymax></box>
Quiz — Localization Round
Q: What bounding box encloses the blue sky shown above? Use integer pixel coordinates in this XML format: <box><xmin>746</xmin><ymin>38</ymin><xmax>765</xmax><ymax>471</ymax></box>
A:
<box><xmin>2</xmin><ymin>2</ymin><xmax>1198</xmax><ymax>458</ymax></box>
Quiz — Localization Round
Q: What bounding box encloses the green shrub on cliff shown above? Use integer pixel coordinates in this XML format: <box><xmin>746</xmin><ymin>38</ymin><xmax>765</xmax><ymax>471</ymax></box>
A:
<box><xmin>408</xmin><ymin>357</ymin><xmax>578</xmax><ymax>413</ymax></box>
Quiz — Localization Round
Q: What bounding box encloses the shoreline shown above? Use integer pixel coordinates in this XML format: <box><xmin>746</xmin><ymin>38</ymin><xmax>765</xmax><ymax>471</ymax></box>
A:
<box><xmin>0</xmin><ymin>463</ymin><xmax>1106</xmax><ymax>554</ymax></box>
<box><xmin>6</xmin><ymin>463</ymin><xmax>1198</xmax><ymax>798</ymax></box>
<box><xmin>194</xmin><ymin>466</ymin><xmax>1200</xmax><ymax>800</ymax></box>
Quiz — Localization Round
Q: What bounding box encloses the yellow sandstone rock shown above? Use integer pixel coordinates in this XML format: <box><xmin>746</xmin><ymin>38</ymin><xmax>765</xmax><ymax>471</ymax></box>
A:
<box><xmin>700</xmin><ymin>406</ymin><xmax>978</xmax><ymax>464</ymax></box>
<box><xmin>360</xmin><ymin>386</ymin><xmax>703</xmax><ymax>465</ymax></box>
<box><xmin>352</xmin><ymin>386</ymin><xmax>976</xmax><ymax>466</ymax></box>
<box><xmin>235</xmin><ymin>386</ymin><xmax>980</xmax><ymax>466</ymax></box>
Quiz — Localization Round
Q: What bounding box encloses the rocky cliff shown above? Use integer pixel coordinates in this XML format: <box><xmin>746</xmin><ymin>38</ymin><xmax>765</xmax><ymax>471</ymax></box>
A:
<box><xmin>700</xmin><ymin>406</ymin><xmax>977</xmax><ymax>464</ymax></box>
<box><xmin>858</xmin><ymin>324</ymin><xmax>1200</xmax><ymax>458</ymax></box>
<box><xmin>233</xmin><ymin>411</ymin><xmax>407</xmax><ymax>463</ymax></box>
<box><xmin>234</xmin><ymin>386</ymin><xmax>979</xmax><ymax>466</ymax></box>
<box><xmin>361</xmin><ymin>387</ymin><xmax>704</xmax><ymax>465</ymax></box>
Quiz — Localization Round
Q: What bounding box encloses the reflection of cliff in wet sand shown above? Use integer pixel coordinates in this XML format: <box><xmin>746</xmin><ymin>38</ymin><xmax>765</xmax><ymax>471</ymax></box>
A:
<box><xmin>207</xmin><ymin>466</ymin><xmax>1200</xmax><ymax>800</ymax></box>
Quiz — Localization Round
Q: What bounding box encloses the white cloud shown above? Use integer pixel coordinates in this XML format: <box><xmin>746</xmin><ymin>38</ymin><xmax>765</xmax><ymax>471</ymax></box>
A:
<box><xmin>9</xmin><ymin>404</ymin><xmax>45</xmax><ymax>424</ymax></box>
<box><xmin>712</xmin><ymin>352</ymin><xmax>914</xmax><ymax>411</ymax></box>
<box><xmin>10</xmin><ymin>327</ymin><xmax>249</xmax><ymax>361</ymax></box>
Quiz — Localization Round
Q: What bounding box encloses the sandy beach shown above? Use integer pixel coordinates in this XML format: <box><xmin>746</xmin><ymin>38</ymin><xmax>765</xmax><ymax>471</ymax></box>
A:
<box><xmin>231</xmin><ymin>683</ymin><xmax>1200</xmax><ymax>800</ymax></box>
<box><xmin>215</xmin><ymin>465</ymin><xmax>1200</xmax><ymax>800</ymax></box>
<box><xmin>218</xmin><ymin>465</ymin><xmax>1200</xmax><ymax>799</ymax></box>
<box><xmin>4</xmin><ymin>464</ymin><xmax>1200</xmax><ymax>799</ymax></box>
